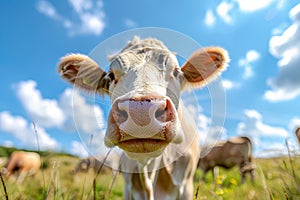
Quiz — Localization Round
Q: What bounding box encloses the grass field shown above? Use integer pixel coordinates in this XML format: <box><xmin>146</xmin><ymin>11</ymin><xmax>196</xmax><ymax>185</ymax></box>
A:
<box><xmin>0</xmin><ymin>147</ymin><xmax>300</xmax><ymax>200</ymax></box>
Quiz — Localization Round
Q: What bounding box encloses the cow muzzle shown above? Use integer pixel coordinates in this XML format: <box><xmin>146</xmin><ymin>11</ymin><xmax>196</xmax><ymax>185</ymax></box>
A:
<box><xmin>105</xmin><ymin>96</ymin><xmax>183</xmax><ymax>154</ymax></box>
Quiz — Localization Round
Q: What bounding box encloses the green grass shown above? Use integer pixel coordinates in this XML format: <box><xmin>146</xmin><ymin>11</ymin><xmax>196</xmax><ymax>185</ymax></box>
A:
<box><xmin>0</xmin><ymin>147</ymin><xmax>300</xmax><ymax>199</ymax></box>
<box><xmin>194</xmin><ymin>155</ymin><xmax>300</xmax><ymax>200</ymax></box>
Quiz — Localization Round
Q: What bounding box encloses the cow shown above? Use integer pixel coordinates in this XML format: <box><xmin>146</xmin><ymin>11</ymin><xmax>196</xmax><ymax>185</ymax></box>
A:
<box><xmin>58</xmin><ymin>37</ymin><xmax>229</xmax><ymax>199</ymax></box>
<box><xmin>73</xmin><ymin>153</ymin><xmax>121</xmax><ymax>177</ymax></box>
<box><xmin>198</xmin><ymin>136</ymin><xmax>255</xmax><ymax>184</ymax></box>
<box><xmin>295</xmin><ymin>127</ymin><xmax>300</xmax><ymax>143</ymax></box>
<box><xmin>0</xmin><ymin>151</ymin><xmax>41</xmax><ymax>183</ymax></box>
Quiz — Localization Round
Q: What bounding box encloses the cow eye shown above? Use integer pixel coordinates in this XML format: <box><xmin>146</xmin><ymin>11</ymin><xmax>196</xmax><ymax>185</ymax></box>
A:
<box><xmin>107</xmin><ymin>72</ymin><xmax>119</xmax><ymax>84</ymax></box>
<box><xmin>108</xmin><ymin>72</ymin><xmax>115</xmax><ymax>80</ymax></box>
<box><xmin>173</xmin><ymin>68</ymin><xmax>180</xmax><ymax>77</ymax></box>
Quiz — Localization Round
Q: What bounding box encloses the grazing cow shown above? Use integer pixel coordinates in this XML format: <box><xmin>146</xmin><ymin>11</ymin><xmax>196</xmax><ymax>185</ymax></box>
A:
<box><xmin>198</xmin><ymin>136</ymin><xmax>255</xmax><ymax>183</ymax></box>
<box><xmin>295</xmin><ymin>127</ymin><xmax>300</xmax><ymax>143</ymax></box>
<box><xmin>58</xmin><ymin>37</ymin><xmax>229</xmax><ymax>199</ymax></box>
<box><xmin>1</xmin><ymin>151</ymin><xmax>41</xmax><ymax>183</ymax></box>
<box><xmin>73</xmin><ymin>153</ymin><xmax>120</xmax><ymax>177</ymax></box>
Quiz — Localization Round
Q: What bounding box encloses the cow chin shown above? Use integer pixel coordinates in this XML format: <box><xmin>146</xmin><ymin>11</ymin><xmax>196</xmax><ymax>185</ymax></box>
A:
<box><xmin>124</xmin><ymin>148</ymin><xmax>166</xmax><ymax>165</ymax></box>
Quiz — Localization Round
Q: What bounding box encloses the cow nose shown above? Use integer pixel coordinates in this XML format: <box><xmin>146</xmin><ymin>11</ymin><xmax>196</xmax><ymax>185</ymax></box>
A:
<box><xmin>111</xmin><ymin>98</ymin><xmax>175</xmax><ymax>137</ymax></box>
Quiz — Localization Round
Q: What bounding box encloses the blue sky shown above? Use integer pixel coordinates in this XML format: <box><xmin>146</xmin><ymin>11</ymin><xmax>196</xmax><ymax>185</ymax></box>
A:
<box><xmin>0</xmin><ymin>0</ymin><xmax>300</xmax><ymax>157</ymax></box>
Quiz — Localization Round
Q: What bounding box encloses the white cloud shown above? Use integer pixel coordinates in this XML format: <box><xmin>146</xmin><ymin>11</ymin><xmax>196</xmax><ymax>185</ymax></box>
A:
<box><xmin>237</xmin><ymin>109</ymin><xmax>289</xmax><ymax>156</ymax></box>
<box><xmin>257</xmin><ymin>137</ymin><xmax>300</xmax><ymax>158</ymax></box>
<box><xmin>36</xmin><ymin>0</ymin><xmax>60</xmax><ymax>19</ymax></box>
<box><xmin>15</xmin><ymin>81</ymin><xmax>105</xmax><ymax>135</ymax></box>
<box><xmin>222</xmin><ymin>79</ymin><xmax>235</xmax><ymax>90</ymax></box>
<box><xmin>36</xmin><ymin>0</ymin><xmax>71</xmax><ymax>28</ymax></box>
<box><xmin>289</xmin><ymin>117</ymin><xmax>300</xmax><ymax>131</ymax></box>
<box><xmin>2</xmin><ymin>141</ymin><xmax>14</xmax><ymax>148</ymax></box>
<box><xmin>265</xmin><ymin>4</ymin><xmax>300</xmax><ymax>102</ymax></box>
<box><xmin>238</xmin><ymin>109</ymin><xmax>288</xmax><ymax>138</ymax></box>
<box><xmin>238</xmin><ymin>50</ymin><xmax>260</xmax><ymax>79</ymax></box>
<box><xmin>271</xmin><ymin>23</ymin><xmax>289</xmax><ymax>36</ymax></box>
<box><xmin>264</xmin><ymin>89</ymin><xmax>300</xmax><ymax>102</ymax></box>
<box><xmin>184</xmin><ymin>103</ymin><xmax>227</xmax><ymax>147</ymax></box>
<box><xmin>58</xmin><ymin>88</ymin><xmax>108</xmax><ymax>157</ymax></box>
<box><xmin>197</xmin><ymin>113</ymin><xmax>227</xmax><ymax>146</ymax></box>
<box><xmin>70</xmin><ymin>141</ymin><xmax>89</xmax><ymax>158</ymax></box>
<box><xmin>246</xmin><ymin>50</ymin><xmax>260</xmax><ymax>62</ymax></box>
<box><xmin>36</xmin><ymin>0</ymin><xmax>105</xmax><ymax>36</ymax></box>
<box><xmin>204</xmin><ymin>10</ymin><xmax>216</xmax><ymax>26</ymax></box>
<box><xmin>256</xmin><ymin>142</ymin><xmax>287</xmax><ymax>158</ymax></box>
<box><xmin>67</xmin><ymin>0</ymin><xmax>105</xmax><ymax>36</ymax></box>
<box><xmin>196</xmin><ymin>111</ymin><xmax>227</xmax><ymax>157</ymax></box>
<box><xmin>124</xmin><ymin>19</ymin><xmax>138</xmax><ymax>28</ymax></box>
<box><xmin>208</xmin><ymin>0</ymin><xmax>280</xmax><ymax>27</ymax></box>
<box><xmin>216</xmin><ymin>2</ymin><xmax>233</xmax><ymax>24</ymax></box>
<box><xmin>69</xmin><ymin>0</ymin><xmax>93</xmax><ymax>13</ymax></box>
<box><xmin>16</xmin><ymin>80</ymin><xmax>66</xmax><ymax>128</ymax></box>
<box><xmin>59</xmin><ymin>88</ymin><xmax>105</xmax><ymax>134</ymax></box>
<box><xmin>1</xmin><ymin>79</ymin><xmax>108</xmax><ymax>153</ymax></box>
<box><xmin>75</xmin><ymin>12</ymin><xmax>105</xmax><ymax>36</ymax></box>
<box><xmin>233</xmin><ymin>0</ymin><xmax>275</xmax><ymax>13</ymax></box>
<box><xmin>0</xmin><ymin>111</ymin><xmax>58</xmax><ymax>150</ymax></box>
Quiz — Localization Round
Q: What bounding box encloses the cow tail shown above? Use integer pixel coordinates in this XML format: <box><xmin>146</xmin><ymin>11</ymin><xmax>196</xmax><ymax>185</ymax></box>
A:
<box><xmin>248</xmin><ymin>152</ymin><xmax>252</xmax><ymax>163</ymax></box>
<box><xmin>242</xmin><ymin>136</ymin><xmax>252</xmax><ymax>163</ymax></box>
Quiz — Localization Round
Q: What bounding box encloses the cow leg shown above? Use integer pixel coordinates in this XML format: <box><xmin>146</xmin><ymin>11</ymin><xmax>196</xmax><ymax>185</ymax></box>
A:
<box><xmin>181</xmin><ymin>178</ymin><xmax>194</xmax><ymax>199</ymax></box>
<box><xmin>240</xmin><ymin>172</ymin><xmax>246</xmax><ymax>184</ymax></box>
<box><xmin>122</xmin><ymin>172</ymin><xmax>133</xmax><ymax>200</ymax></box>
<box><xmin>250</xmin><ymin>169</ymin><xmax>255</xmax><ymax>182</ymax></box>
<box><xmin>139</xmin><ymin>166</ymin><xmax>154</xmax><ymax>200</ymax></box>
<box><xmin>213</xmin><ymin>167</ymin><xmax>219</xmax><ymax>182</ymax></box>
<box><xmin>240</xmin><ymin>165</ymin><xmax>247</xmax><ymax>184</ymax></box>
<box><xmin>120</xmin><ymin>160</ymin><xmax>132</xmax><ymax>200</ymax></box>
<box><xmin>17</xmin><ymin>170</ymin><xmax>27</xmax><ymax>184</ymax></box>
<box><xmin>240</xmin><ymin>162</ymin><xmax>248</xmax><ymax>184</ymax></box>
<box><xmin>202</xmin><ymin>171</ymin><xmax>207</xmax><ymax>182</ymax></box>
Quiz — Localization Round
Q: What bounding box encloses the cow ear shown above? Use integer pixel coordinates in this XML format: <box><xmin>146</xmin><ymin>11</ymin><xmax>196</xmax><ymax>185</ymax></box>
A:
<box><xmin>181</xmin><ymin>47</ymin><xmax>229</xmax><ymax>88</ymax></box>
<box><xmin>58</xmin><ymin>54</ymin><xmax>110</xmax><ymax>95</ymax></box>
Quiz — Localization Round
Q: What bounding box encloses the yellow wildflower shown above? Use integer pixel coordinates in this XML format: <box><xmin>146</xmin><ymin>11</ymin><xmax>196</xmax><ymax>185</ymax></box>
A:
<box><xmin>230</xmin><ymin>178</ymin><xmax>237</xmax><ymax>186</ymax></box>
<box><xmin>216</xmin><ymin>175</ymin><xmax>225</xmax><ymax>185</ymax></box>
<box><xmin>215</xmin><ymin>188</ymin><xmax>224</xmax><ymax>196</ymax></box>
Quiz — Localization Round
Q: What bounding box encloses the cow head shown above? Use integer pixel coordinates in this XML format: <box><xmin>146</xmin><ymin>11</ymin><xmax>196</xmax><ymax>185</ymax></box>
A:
<box><xmin>72</xmin><ymin>158</ymin><xmax>91</xmax><ymax>174</ymax></box>
<box><xmin>58</xmin><ymin>37</ymin><xmax>228</xmax><ymax>161</ymax></box>
<box><xmin>0</xmin><ymin>168</ymin><xmax>9</xmax><ymax>177</ymax></box>
<box><xmin>296</xmin><ymin>127</ymin><xmax>300</xmax><ymax>143</ymax></box>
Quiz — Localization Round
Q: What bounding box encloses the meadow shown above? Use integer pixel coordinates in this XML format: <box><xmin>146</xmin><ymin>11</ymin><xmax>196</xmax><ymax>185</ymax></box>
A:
<box><xmin>0</xmin><ymin>146</ymin><xmax>299</xmax><ymax>200</ymax></box>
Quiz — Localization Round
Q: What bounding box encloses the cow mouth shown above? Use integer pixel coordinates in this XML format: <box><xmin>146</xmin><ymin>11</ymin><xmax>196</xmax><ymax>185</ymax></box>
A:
<box><xmin>118</xmin><ymin>139</ymin><xmax>169</xmax><ymax>153</ymax></box>
<box><xmin>116</xmin><ymin>131</ymin><xmax>172</xmax><ymax>153</ymax></box>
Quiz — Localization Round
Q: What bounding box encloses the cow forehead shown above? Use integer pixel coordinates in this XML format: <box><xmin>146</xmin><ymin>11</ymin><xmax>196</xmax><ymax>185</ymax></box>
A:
<box><xmin>110</xmin><ymin>48</ymin><xmax>178</xmax><ymax>74</ymax></box>
<box><xmin>109</xmin><ymin>44</ymin><xmax>180</xmax><ymax>102</ymax></box>
<box><xmin>110</xmin><ymin>37</ymin><xmax>178</xmax><ymax>72</ymax></box>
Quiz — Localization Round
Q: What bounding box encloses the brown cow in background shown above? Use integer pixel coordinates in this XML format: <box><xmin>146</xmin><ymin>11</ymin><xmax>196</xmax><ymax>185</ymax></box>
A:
<box><xmin>73</xmin><ymin>157</ymin><xmax>104</xmax><ymax>174</ymax></box>
<box><xmin>198</xmin><ymin>136</ymin><xmax>255</xmax><ymax>183</ymax></box>
<box><xmin>73</xmin><ymin>152</ymin><xmax>120</xmax><ymax>177</ymax></box>
<box><xmin>1</xmin><ymin>151</ymin><xmax>41</xmax><ymax>183</ymax></box>
<box><xmin>295</xmin><ymin>127</ymin><xmax>300</xmax><ymax>143</ymax></box>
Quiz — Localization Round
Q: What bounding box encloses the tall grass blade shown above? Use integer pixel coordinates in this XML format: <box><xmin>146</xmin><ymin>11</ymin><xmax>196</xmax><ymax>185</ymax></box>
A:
<box><xmin>106</xmin><ymin>171</ymin><xmax>119</xmax><ymax>199</ymax></box>
<box><xmin>0</xmin><ymin>173</ymin><xmax>8</xmax><ymax>200</ymax></box>
<box><xmin>32</xmin><ymin>121</ymin><xmax>47</xmax><ymax>199</ymax></box>
<box><xmin>93</xmin><ymin>148</ymin><xmax>113</xmax><ymax>200</ymax></box>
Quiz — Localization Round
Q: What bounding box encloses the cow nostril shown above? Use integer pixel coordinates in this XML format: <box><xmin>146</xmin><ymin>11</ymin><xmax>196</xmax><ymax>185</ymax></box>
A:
<box><xmin>114</xmin><ymin>105</ymin><xmax>128</xmax><ymax>125</ymax></box>
<box><xmin>155</xmin><ymin>107</ymin><xmax>167</xmax><ymax>122</ymax></box>
<box><xmin>155</xmin><ymin>99</ymin><xmax>174</xmax><ymax>123</ymax></box>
